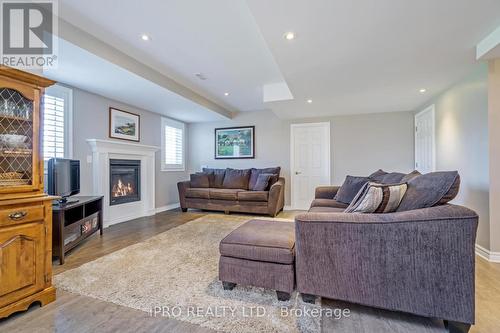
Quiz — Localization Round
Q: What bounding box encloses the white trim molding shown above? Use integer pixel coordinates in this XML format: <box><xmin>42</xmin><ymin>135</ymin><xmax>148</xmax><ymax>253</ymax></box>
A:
<box><xmin>476</xmin><ymin>244</ymin><xmax>500</xmax><ymax>263</ymax></box>
<box><xmin>155</xmin><ymin>203</ymin><xmax>180</xmax><ymax>213</ymax></box>
<box><xmin>87</xmin><ymin>139</ymin><xmax>160</xmax><ymax>227</ymax></box>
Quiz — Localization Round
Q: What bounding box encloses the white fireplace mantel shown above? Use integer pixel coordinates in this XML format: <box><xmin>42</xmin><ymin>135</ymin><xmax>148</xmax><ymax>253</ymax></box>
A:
<box><xmin>86</xmin><ymin>139</ymin><xmax>160</xmax><ymax>227</ymax></box>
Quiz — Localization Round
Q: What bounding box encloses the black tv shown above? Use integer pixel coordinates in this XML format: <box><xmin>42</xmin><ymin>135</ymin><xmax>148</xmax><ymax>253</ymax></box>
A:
<box><xmin>47</xmin><ymin>158</ymin><xmax>80</xmax><ymax>204</ymax></box>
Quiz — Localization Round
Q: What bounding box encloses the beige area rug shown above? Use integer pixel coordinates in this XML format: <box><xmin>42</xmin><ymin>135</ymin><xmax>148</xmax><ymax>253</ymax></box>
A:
<box><xmin>54</xmin><ymin>214</ymin><xmax>323</xmax><ymax>333</ymax></box>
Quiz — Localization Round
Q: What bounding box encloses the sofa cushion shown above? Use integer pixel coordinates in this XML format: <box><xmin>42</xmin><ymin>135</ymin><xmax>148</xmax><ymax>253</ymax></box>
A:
<box><xmin>310</xmin><ymin>198</ymin><xmax>349</xmax><ymax>209</ymax></box>
<box><xmin>308</xmin><ymin>206</ymin><xmax>346</xmax><ymax>213</ymax></box>
<box><xmin>249</xmin><ymin>167</ymin><xmax>281</xmax><ymax>190</ymax></box>
<box><xmin>368</xmin><ymin>169</ymin><xmax>388</xmax><ymax>182</ymax></box>
<box><xmin>334</xmin><ymin>175</ymin><xmax>370</xmax><ymax>204</ymax></box>
<box><xmin>345</xmin><ymin>182</ymin><xmax>408</xmax><ymax>213</ymax></box>
<box><xmin>202</xmin><ymin>168</ymin><xmax>226</xmax><ymax>188</ymax></box>
<box><xmin>222</xmin><ymin>168</ymin><xmax>251</xmax><ymax>189</ymax></box>
<box><xmin>189</xmin><ymin>173</ymin><xmax>209</xmax><ymax>188</ymax></box>
<box><xmin>238</xmin><ymin>190</ymin><xmax>269</xmax><ymax>202</ymax></box>
<box><xmin>220</xmin><ymin>219</ymin><xmax>295</xmax><ymax>264</ymax></box>
<box><xmin>401</xmin><ymin>170</ymin><xmax>421</xmax><ymax>182</ymax></box>
<box><xmin>185</xmin><ymin>188</ymin><xmax>210</xmax><ymax>199</ymax></box>
<box><xmin>379</xmin><ymin>172</ymin><xmax>406</xmax><ymax>184</ymax></box>
<box><xmin>252</xmin><ymin>173</ymin><xmax>273</xmax><ymax>191</ymax></box>
<box><xmin>209</xmin><ymin>188</ymin><xmax>244</xmax><ymax>201</ymax></box>
<box><xmin>397</xmin><ymin>171</ymin><xmax>460</xmax><ymax>212</ymax></box>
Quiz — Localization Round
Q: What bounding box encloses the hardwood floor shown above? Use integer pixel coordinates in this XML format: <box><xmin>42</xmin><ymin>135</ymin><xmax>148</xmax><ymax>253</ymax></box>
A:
<box><xmin>1</xmin><ymin>208</ymin><xmax>499</xmax><ymax>332</ymax></box>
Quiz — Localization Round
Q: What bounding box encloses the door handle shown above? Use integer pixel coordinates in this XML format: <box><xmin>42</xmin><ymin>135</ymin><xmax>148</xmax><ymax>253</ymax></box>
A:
<box><xmin>8</xmin><ymin>211</ymin><xmax>27</xmax><ymax>220</ymax></box>
<box><xmin>295</xmin><ymin>171</ymin><xmax>302</xmax><ymax>175</ymax></box>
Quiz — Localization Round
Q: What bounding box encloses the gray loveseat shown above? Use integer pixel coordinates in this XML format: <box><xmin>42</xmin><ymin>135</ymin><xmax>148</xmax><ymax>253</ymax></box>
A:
<box><xmin>295</xmin><ymin>173</ymin><xmax>478</xmax><ymax>332</ymax></box>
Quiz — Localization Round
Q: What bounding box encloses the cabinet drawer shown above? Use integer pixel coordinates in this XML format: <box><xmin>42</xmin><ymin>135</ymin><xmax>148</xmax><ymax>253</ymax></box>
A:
<box><xmin>0</xmin><ymin>204</ymin><xmax>44</xmax><ymax>227</ymax></box>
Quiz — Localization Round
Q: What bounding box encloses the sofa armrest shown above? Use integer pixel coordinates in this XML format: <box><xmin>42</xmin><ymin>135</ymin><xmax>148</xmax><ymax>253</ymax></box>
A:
<box><xmin>177</xmin><ymin>180</ymin><xmax>191</xmax><ymax>209</ymax></box>
<box><xmin>315</xmin><ymin>186</ymin><xmax>340</xmax><ymax>199</ymax></box>
<box><xmin>268</xmin><ymin>177</ymin><xmax>285</xmax><ymax>217</ymax></box>
<box><xmin>295</xmin><ymin>204</ymin><xmax>478</xmax><ymax>324</ymax></box>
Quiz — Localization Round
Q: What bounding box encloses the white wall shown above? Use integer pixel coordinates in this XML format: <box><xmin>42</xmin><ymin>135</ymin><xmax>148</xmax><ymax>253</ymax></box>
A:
<box><xmin>188</xmin><ymin>110</ymin><xmax>415</xmax><ymax>205</ymax></box>
<box><xmin>420</xmin><ymin>65</ymin><xmax>490</xmax><ymax>249</ymax></box>
<box><xmin>70</xmin><ymin>87</ymin><xmax>188</xmax><ymax>209</ymax></box>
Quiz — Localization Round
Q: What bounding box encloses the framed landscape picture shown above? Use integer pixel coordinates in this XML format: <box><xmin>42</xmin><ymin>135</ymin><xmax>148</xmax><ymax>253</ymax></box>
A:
<box><xmin>215</xmin><ymin>126</ymin><xmax>255</xmax><ymax>159</ymax></box>
<box><xmin>109</xmin><ymin>107</ymin><xmax>140</xmax><ymax>142</ymax></box>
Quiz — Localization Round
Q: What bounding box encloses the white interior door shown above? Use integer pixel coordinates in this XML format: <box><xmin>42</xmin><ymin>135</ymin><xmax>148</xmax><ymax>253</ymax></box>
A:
<box><xmin>291</xmin><ymin>122</ymin><xmax>331</xmax><ymax>210</ymax></box>
<box><xmin>414</xmin><ymin>105</ymin><xmax>436</xmax><ymax>174</ymax></box>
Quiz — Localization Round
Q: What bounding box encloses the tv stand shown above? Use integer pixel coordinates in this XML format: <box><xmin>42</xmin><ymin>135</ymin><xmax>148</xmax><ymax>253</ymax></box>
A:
<box><xmin>54</xmin><ymin>199</ymin><xmax>79</xmax><ymax>206</ymax></box>
<box><xmin>52</xmin><ymin>196</ymin><xmax>104</xmax><ymax>265</ymax></box>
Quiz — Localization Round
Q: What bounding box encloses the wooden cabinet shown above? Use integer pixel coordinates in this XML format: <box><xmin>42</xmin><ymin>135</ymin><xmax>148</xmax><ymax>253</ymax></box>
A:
<box><xmin>0</xmin><ymin>66</ymin><xmax>56</xmax><ymax>318</ymax></box>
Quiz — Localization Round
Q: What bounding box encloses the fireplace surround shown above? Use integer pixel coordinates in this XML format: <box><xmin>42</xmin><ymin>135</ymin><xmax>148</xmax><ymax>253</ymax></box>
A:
<box><xmin>87</xmin><ymin>139</ymin><xmax>159</xmax><ymax>227</ymax></box>
<box><xmin>109</xmin><ymin>159</ymin><xmax>141</xmax><ymax>206</ymax></box>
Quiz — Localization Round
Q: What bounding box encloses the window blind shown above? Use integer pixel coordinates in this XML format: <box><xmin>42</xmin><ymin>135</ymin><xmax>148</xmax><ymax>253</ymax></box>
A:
<box><xmin>43</xmin><ymin>94</ymin><xmax>65</xmax><ymax>159</ymax></box>
<box><xmin>164</xmin><ymin>125</ymin><xmax>183</xmax><ymax>165</ymax></box>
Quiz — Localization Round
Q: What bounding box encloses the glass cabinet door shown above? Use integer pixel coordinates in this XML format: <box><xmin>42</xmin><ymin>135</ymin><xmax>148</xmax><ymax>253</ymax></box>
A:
<box><xmin>0</xmin><ymin>87</ymin><xmax>34</xmax><ymax>188</ymax></box>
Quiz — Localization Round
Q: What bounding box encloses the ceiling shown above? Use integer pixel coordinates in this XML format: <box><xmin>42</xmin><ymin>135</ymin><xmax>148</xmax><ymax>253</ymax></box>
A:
<box><xmin>44</xmin><ymin>38</ymin><xmax>229</xmax><ymax>123</ymax></box>
<box><xmin>56</xmin><ymin>0</ymin><xmax>500</xmax><ymax>120</ymax></box>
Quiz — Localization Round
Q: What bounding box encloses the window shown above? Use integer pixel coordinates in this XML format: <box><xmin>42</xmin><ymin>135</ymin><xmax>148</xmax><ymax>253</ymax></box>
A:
<box><xmin>161</xmin><ymin>117</ymin><xmax>185</xmax><ymax>171</ymax></box>
<box><xmin>43</xmin><ymin>85</ymin><xmax>72</xmax><ymax>160</ymax></box>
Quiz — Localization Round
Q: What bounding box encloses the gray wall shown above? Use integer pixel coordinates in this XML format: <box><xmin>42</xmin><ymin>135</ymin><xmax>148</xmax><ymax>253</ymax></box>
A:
<box><xmin>424</xmin><ymin>65</ymin><xmax>490</xmax><ymax>249</ymax></box>
<box><xmin>188</xmin><ymin>110</ymin><xmax>415</xmax><ymax>205</ymax></box>
<box><xmin>71</xmin><ymin>88</ymin><xmax>188</xmax><ymax>208</ymax></box>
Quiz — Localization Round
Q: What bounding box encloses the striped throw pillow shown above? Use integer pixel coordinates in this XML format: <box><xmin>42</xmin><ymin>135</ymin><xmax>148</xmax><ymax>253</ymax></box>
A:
<box><xmin>344</xmin><ymin>182</ymin><xmax>408</xmax><ymax>213</ymax></box>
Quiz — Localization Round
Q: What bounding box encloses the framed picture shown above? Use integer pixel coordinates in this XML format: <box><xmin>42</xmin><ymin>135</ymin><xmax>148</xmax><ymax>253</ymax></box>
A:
<box><xmin>215</xmin><ymin>126</ymin><xmax>255</xmax><ymax>159</ymax></box>
<box><xmin>109</xmin><ymin>107</ymin><xmax>140</xmax><ymax>142</ymax></box>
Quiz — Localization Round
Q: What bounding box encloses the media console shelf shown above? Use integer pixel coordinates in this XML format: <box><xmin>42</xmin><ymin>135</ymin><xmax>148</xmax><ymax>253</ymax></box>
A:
<box><xmin>52</xmin><ymin>196</ymin><xmax>103</xmax><ymax>265</ymax></box>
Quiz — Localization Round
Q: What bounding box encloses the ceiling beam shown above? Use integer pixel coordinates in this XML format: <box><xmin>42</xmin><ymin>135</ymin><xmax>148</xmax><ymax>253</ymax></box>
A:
<box><xmin>477</xmin><ymin>25</ymin><xmax>500</xmax><ymax>60</ymax></box>
<box><xmin>56</xmin><ymin>18</ymin><xmax>234</xmax><ymax>119</ymax></box>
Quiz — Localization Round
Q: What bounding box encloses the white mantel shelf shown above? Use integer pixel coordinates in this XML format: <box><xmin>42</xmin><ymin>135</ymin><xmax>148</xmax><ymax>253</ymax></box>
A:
<box><xmin>86</xmin><ymin>139</ymin><xmax>160</xmax><ymax>153</ymax></box>
<box><xmin>86</xmin><ymin>139</ymin><xmax>160</xmax><ymax>227</ymax></box>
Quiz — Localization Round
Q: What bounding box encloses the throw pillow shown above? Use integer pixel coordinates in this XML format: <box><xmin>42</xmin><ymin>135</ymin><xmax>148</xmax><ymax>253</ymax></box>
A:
<box><xmin>379</xmin><ymin>172</ymin><xmax>406</xmax><ymax>184</ymax></box>
<box><xmin>252</xmin><ymin>173</ymin><xmax>273</xmax><ymax>191</ymax></box>
<box><xmin>345</xmin><ymin>182</ymin><xmax>408</xmax><ymax>213</ymax></box>
<box><xmin>189</xmin><ymin>173</ymin><xmax>209</xmax><ymax>188</ymax></box>
<box><xmin>222</xmin><ymin>168</ymin><xmax>251</xmax><ymax>189</ymax></box>
<box><xmin>396</xmin><ymin>171</ymin><xmax>460</xmax><ymax>212</ymax></box>
<box><xmin>401</xmin><ymin>170</ymin><xmax>421</xmax><ymax>183</ymax></box>
<box><xmin>249</xmin><ymin>167</ymin><xmax>281</xmax><ymax>190</ymax></box>
<box><xmin>368</xmin><ymin>169</ymin><xmax>388</xmax><ymax>182</ymax></box>
<box><xmin>334</xmin><ymin>175</ymin><xmax>370</xmax><ymax>204</ymax></box>
<box><xmin>202</xmin><ymin>168</ymin><xmax>226</xmax><ymax>188</ymax></box>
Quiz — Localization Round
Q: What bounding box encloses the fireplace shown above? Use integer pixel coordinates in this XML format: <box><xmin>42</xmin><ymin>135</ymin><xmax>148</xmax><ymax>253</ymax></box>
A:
<box><xmin>109</xmin><ymin>159</ymin><xmax>141</xmax><ymax>206</ymax></box>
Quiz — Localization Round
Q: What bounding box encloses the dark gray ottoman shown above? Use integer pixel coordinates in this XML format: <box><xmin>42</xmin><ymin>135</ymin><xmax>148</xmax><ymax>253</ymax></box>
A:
<box><xmin>219</xmin><ymin>219</ymin><xmax>295</xmax><ymax>301</ymax></box>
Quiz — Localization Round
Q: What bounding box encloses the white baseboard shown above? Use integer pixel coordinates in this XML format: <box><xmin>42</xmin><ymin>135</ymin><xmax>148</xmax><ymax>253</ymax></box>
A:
<box><xmin>475</xmin><ymin>244</ymin><xmax>500</xmax><ymax>263</ymax></box>
<box><xmin>155</xmin><ymin>202</ymin><xmax>180</xmax><ymax>213</ymax></box>
<box><xmin>283</xmin><ymin>205</ymin><xmax>293</xmax><ymax>211</ymax></box>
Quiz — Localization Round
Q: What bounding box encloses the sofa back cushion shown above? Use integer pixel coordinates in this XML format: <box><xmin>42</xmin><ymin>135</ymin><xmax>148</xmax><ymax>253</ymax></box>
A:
<box><xmin>249</xmin><ymin>167</ymin><xmax>281</xmax><ymax>190</ymax></box>
<box><xmin>368</xmin><ymin>169</ymin><xmax>388</xmax><ymax>182</ymax></box>
<box><xmin>189</xmin><ymin>173</ymin><xmax>210</xmax><ymax>188</ymax></box>
<box><xmin>396</xmin><ymin>171</ymin><xmax>460</xmax><ymax>212</ymax></box>
<box><xmin>379</xmin><ymin>172</ymin><xmax>406</xmax><ymax>184</ymax></box>
<box><xmin>345</xmin><ymin>182</ymin><xmax>408</xmax><ymax>213</ymax></box>
<box><xmin>202</xmin><ymin>168</ymin><xmax>226</xmax><ymax>188</ymax></box>
<box><xmin>252</xmin><ymin>173</ymin><xmax>273</xmax><ymax>191</ymax></box>
<box><xmin>222</xmin><ymin>168</ymin><xmax>251</xmax><ymax>189</ymax></box>
<box><xmin>334</xmin><ymin>176</ymin><xmax>370</xmax><ymax>204</ymax></box>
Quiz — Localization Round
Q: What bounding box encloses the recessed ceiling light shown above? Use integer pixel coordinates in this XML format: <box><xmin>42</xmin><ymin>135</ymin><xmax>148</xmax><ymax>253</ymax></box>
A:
<box><xmin>419</xmin><ymin>88</ymin><xmax>427</xmax><ymax>93</ymax></box>
<box><xmin>141</xmin><ymin>34</ymin><xmax>150</xmax><ymax>41</ymax></box>
<box><xmin>307</xmin><ymin>99</ymin><xmax>313</xmax><ymax>104</ymax></box>
<box><xmin>224</xmin><ymin>92</ymin><xmax>230</xmax><ymax>96</ymax></box>
<box><xmin>195</xmin><ymin>73</ymin><xmax>207</xmax><ymax>80</ymax></box>
<box><xmin>284</xmin><ymin>32</ymin><xmax>295</xmax><ymax>40</ymax></box>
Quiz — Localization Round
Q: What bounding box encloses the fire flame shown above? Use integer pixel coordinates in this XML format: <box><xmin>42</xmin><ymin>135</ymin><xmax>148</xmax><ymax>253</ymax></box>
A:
<box><xmin>112</xmin><ymin>178</ymin><xmax>135</xmax><ymax>197</ymax></box>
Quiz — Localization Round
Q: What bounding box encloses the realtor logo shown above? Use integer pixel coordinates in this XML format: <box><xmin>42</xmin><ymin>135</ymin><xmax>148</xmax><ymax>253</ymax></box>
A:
<box><xmin>1</xmin><ymin>0</ymin><xmax>58</xmax><ymax>68</ymax></box>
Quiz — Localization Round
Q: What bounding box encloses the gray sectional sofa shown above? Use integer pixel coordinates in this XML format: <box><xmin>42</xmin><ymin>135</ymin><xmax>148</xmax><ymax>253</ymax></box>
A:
<box><xmin>295</xmin><ymin>171</ymin><xmax>478</xmax><ymax>332</ymax></box>
<box><xmin>177</xmin><ymin>167</ymin><xmax>285</xmax><ymax>217</ymax></box>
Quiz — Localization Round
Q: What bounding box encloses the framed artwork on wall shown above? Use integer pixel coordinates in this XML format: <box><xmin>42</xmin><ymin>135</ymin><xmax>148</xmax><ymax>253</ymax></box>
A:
<box><xmin>109</xmin><ymin>107</ymin><xmax>140</xmax><ymax>142</ymax></box>
<box><xmin>215</xmin><ymin>126</ymin><xmax>255</xmax><ymax>159</ymax></box>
